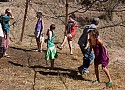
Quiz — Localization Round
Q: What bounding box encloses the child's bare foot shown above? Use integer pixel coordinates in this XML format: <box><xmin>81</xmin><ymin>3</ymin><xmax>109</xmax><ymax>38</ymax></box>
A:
<box><xmin>57</xmin><ymin>46</ymin><xmax>63</xmax><ymax>50</ymax></box>
<box><xmin>50</xmin><ymin>67</ymin><xmax>54</xmax><ymax>70</ymax></box>
<box><xmin>46</xmin><ymin>61</ymin><xmax>48</xmax><ymax>66</ymax></box>
<box><xmin>3</xmin><ymin>53</ymin><xmax>10</xmax><ymax>58</ymax></box>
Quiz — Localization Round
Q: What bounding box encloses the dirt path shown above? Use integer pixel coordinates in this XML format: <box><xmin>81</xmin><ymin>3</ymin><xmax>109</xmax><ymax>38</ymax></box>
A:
<box><xmin>0</xmin><ymin>46</ymin><xmax>125</xmax><ymax>90</ymax></box>
<box><xmin>0</xmin><ymin>1</ymin><xmax>125</xmax><ymax>90</ymax></box>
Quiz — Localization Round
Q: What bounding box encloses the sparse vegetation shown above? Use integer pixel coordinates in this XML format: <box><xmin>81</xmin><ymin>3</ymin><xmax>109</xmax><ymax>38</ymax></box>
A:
<box><xmin>0</xmin><ymin>0</ymin><xmax>125</xmax><ymax>90</ymax></box>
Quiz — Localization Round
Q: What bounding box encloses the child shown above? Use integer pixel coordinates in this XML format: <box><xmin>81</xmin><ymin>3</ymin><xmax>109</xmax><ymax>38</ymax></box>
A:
<box><xmin>89</xmin><ymin>29</ymin><xmax>112</xmax><ymax>87</ymax></box>
<box><xmin>34</xmin><ymin>12</ymin><xmax>44</xmax><ymax>52</ymax></box>
<box><xmin>57</xmin><ymin>14</ymin><xmax>78</xmax><ymax>55</ymax></box>
<box><xmin>78</xmin><ymin>18</ymin><xmax>100</xmax><ymax>74</ymax></box>
<box><xmin>1</xmin><ymin>8</ymin><xmax>14</xmax><ymax>57</ymax></box>
<box><xmin>45</xmin><ymin>24</ymin><xmax>58</xmax><ymax>69</ymax></box>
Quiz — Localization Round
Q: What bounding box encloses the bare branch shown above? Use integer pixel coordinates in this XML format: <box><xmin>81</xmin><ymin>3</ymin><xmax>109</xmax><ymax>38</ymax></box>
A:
<box><xmin>99</xmin><ymin>19</ymin><xmax>125</xmax><ymax>29</ymax></box>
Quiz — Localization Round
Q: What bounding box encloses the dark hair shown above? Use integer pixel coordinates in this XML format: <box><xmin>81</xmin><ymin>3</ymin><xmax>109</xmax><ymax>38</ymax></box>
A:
<box><xmin>92</xmin><ymin>29</ymin><xmax>99</xmax><ymax>39</ymax></box>
<box><xmin>36</xmin><ymin>12</ymin><xmax>42</xmax><ymax>18</ymax></box>
<box><xmin>69</xmin><ymin>14</ymin><xmax>75</xmax><ymax>19</ymax></box>
<box><xmin>91</xmin><ymin>18</ymin><xmax>100</xmax><ymax>25</ymax></box>
<box><xmin>50</xmin><ymin>24</ymin><xmax>55</xmax><ymax>30</ymax></box>
<box><xmin>5</xmin><ymin>8</ymin><xmax>10</xmax><ymax>14</ymax></box>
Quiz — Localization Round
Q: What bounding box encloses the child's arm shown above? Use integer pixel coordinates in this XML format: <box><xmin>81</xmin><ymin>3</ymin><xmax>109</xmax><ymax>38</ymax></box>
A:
<box><xmin>84</xmin><ymin>42</ymin><xmax>89</xmax><ymax>50</ymax></box>
<box><xmin>84</xmin><ymin>34</ymin><xmax>90</xmax><ymax>49</ymax></box>
<box><xmin>87</xmin><ymin>34</ymin><xmax>93</xmax><ymax>57</ymax></box>
<box><xmin>10</xmin><ymin>13</ymin><xmax>14</xmax><ymax>19</ymax></box>
<box><xmin>8</xmin><ymin>9</ymin><xmax>14</xmax><ymax>19</ymax></box>
<box><xmin>88</xmin><ymin>39</ymin><xmax>93</xmax><ymax>57</ymax></box>
<box><xmin>41</xmin><ymin>19</ymin><xmax>44</xmax><ymax>35</ymax></box>
<box><xmin>45</xmin><ymin>29</ymin><xmax>50</xmax><ymax>42</ymax></box>
<box><xmin>97</xmin><ymin>38</ymin><xmax>103</xmax><ymax>46</ymax></box>
<box><xmin>97</xmin><ymin>38</ymin><xmax>106</xmax><ymax>49</ymax></box>
<box><xmin>48</xmin><ymin>30</ymin><xmax>52</xmax><ymax>40</ymax></box>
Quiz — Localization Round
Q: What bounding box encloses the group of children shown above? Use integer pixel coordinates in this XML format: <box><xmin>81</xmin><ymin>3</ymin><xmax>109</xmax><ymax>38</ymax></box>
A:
<box><xmin>78</xmin><ymin>18</ymin><xmax>112</xmax><ymax>86</ymax></box>
<box><xmin>35</xmin><ymin>11</ymin><xmax>112</xmax><ymax>87</ymax></box>
<box><xmin>34</xmin><ymin>12</ymin><xmax>58</xmax><ymax>69</ymax></box>
<box><xmin>0</xmin><ymin>8</ymin><xmax>112</xmax><ymax>87</ymax></box>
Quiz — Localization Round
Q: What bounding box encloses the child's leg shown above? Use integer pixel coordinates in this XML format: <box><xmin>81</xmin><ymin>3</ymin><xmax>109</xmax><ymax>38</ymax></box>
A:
<box><xmin>40</xmin><ymin>41</ymin><xmax>42</xmax><ymax>52</ymax></box>
<box><xmin>102</xmin><ymin>67</ymin><xmax>112</xmax><ymax>82</ymax></box>
<box><xmin>46</xmin><ymin>60</ymin><xmax>48</xmax><ymax>65</ymax></box>
<box><xmin>94</xmin><ymin>64</ymin><xmax>100</xmax><ymax>82</ymax></box>
<box><xmin>4</xmin><ymin>35</ymin><xmax>10</xmax><ymax>57</ymax></box>
<box><xmin>60</xmin><ymin>36</ymin><xmax>67</xmax><ymax>47</ymax></box>
<box><xmin>57</xmin><ymin>36</ymin><xmax>68</xmax><ymax>50</ymax></box>
<box><xmin>68</xmin><ymin>40</ymin><xmax>73</xmax><ymax>55</ymax></box>
<box><xmin>36</xmin><ymin>37</ymin><xmax>41</xmax><ymax>50</ymax></box>
<box><xmin>50</xmin><ymin>59</ymin><xmax>54</xmax><ymax>69</ymax></box>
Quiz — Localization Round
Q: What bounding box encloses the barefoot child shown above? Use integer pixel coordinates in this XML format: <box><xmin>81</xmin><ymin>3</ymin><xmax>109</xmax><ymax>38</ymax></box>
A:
<box><xmin>45</xmin><ymin>24</ymin><xmax>58</xmax><ymax>69</ymax></box>
<box><xmin>89</xmin><ymin>29</ymin><xmax>112</xmax><ymax>87</ymax></box>
<box><xmin>1</xmin><ymin>8</ymin><xmax>14</xmax><ymax>57</ymax></box>
<box><xmin>34</xmin><ymin>12</ymin><xmax>44</xmax><ymax>52</ymax></box>
<box><xmin>57</xmin><ymin>14</ymin><xmax>78</xmax><ymax>55</ymax></box>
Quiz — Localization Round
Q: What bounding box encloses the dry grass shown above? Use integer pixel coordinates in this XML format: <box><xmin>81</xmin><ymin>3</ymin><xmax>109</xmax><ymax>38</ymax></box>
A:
<box><xmin>0</xmin><ymin>0</ymin><xmax>125</xmax><ymax>90</ymax></box>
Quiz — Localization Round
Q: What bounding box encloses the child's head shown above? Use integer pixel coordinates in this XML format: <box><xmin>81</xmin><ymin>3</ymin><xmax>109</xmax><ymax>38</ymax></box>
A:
<box><xmin>5</xmin><ymin>8</ymin><xmax>11</xmax><ymax>15</ymax></box>
<box><xmin>36</xmin><ymin>12</ymin><xmax>42</xmax><ymax>18</ymax></box>
<box><xmin>89</xmin><ymin>29</ymin><xmax>99</xmax><ymax>39</ymax></box>
<box><xmin>50</xmin><ymin>24</ymin><xmax>55</xmax><ymax>31</ymax></box>
<box><xmin>69</xmin><ymin>14</ymin><xmax>75</xmax><ymax>21</ymax></box>
<box><xmin>91</xmin><ymin>17</ymin><xmax>100</xmax><ymax>25</ymax></box>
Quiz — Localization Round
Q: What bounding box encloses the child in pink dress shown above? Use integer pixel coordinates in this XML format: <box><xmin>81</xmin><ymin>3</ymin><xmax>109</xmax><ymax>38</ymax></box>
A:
<box><xmin>57</xmin><ymin>14</ymin><xmax>78</xmax><ymax>55</ymax></box>
<box><xmin>89</xmin><ymin>29</ymin><xmax>112</xmax><ymax>87</ymax></box>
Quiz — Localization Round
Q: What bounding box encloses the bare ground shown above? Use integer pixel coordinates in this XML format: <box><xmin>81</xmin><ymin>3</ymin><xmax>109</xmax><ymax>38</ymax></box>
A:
<box><xmin>0</xmin><ymin>1</ymin><xmax>125</xmax><ymax>90</ymax></box>
<box><xmin>0</xmin><ymin>45</ymin><xmax>125</xmax><ymax>90</ymax></box>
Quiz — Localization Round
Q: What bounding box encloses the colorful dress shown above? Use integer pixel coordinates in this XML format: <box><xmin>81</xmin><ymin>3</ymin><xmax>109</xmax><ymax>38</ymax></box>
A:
<box><xmin>45</xmin><ymin>32</ymin><xmax>58</xmax><ymax>60</ymax></box>
<box><xmin>34</xmin><ymin>19</ymin><xmax>43</xmax><ymax>38</ymax></box>
<box><xmin>67</xmin><ymin>20</ymin><xmax>78</xmax><ymax>37</ymax></box>
<box><xmin>93</xmin><ymin>44</ymin><xmax>109</xmax><ymax>67</ymax></box>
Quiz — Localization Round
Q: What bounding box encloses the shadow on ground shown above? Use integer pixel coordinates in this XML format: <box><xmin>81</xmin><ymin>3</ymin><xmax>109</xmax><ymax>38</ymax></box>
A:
<box><xmin>8</xmin><ymin>61</ymin><xmax>91</xmax><ymax>81</ymax></box>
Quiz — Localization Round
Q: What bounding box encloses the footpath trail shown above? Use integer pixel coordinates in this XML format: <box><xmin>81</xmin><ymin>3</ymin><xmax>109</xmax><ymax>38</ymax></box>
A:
<box><xmin>0</xmin><ymin>46</ymin><xmax>125</xmax><ymax>90</ymax></box>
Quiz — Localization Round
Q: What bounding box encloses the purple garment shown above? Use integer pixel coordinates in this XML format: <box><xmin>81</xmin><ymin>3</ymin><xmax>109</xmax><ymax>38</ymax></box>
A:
<box><xmin>93</xmin><ymin>44</ymin><xmax>109</xmax><ymax>67</ymax></box>
<box><xmin>35</xmin><ymin>19</ymin><xmax>42</xmax><ymax>32</ymax></box>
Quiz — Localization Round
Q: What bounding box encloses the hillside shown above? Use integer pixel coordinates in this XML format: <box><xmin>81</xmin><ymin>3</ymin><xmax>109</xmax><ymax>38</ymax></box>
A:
<box><xmin>0</xmin><ymin>0</ymin><xmax>125</xmax><ymax>90</ymax></box>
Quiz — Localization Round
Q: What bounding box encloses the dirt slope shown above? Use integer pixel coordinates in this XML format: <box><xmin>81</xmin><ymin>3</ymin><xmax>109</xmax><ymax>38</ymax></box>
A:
<box><xmin>0</xmin><ymin>0</ymin><xmax>125</xmax><ymax>90</ymax></box>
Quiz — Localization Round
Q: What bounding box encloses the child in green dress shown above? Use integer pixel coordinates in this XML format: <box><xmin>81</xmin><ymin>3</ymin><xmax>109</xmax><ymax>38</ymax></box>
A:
<box><xmin>45</xmin><ymin>24</ymin><xmax>58</xmax><ymax>69</ymax></box>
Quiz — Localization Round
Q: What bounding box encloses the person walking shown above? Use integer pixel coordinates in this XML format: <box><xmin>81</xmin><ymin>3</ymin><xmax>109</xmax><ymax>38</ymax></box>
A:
<box><xmin>57</xmin><ymin>14</ymin><xmax>78</xmax><ymax>55</ymax></box>
<box><xmin>78</xmin><ymin>18</ymin><xmax>100</xmax><ymax>74</ymax></box>
<box><xmin>89</xmin><ymin>29</ymin><xmax>112</xmax><ymax>87</ymax></box>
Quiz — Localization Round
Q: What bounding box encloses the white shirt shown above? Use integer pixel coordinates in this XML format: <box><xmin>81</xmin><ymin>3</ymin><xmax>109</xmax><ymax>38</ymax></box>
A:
<box><xmin>0</xmin><ymin>23</ymin><xmax>4</xmax><ymax>37</ymax></box>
